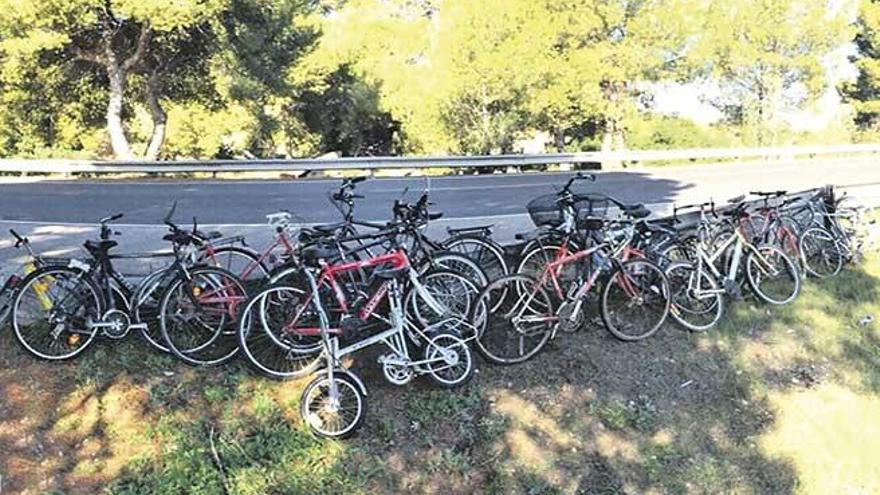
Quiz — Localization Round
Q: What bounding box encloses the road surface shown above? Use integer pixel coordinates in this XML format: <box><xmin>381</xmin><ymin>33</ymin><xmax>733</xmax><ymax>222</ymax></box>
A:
<box><xmin>0</xmin><ymin>157</ymin><xmax>877</xmax><ymax>270</ymax></box>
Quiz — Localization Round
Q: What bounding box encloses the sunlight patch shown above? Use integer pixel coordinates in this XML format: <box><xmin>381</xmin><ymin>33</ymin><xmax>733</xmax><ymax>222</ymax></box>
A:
<box><xmin>761</xmin><ymin>384</ymin><xmax>880</xmax><ymax>495</ymax></box>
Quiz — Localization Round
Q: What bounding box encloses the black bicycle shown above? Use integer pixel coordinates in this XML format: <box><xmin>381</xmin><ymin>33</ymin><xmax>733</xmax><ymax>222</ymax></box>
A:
<box><xmin>10</xmin><ymin>212</ymin><xmax>247</xmax><ymax>362</ymax></box>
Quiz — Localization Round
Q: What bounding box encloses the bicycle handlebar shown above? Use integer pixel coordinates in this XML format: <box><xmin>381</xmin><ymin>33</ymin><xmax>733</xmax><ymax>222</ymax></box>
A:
<box><xmin>750</xmin><ymin>190</ymin><xmax>786</xmax><ymax>197</ymax></box>
<box><xmin>9</xmin><ymin>228</ymin><xmax>27</xmax><ymax>248</ymax></box>
<box><xmin>100</xmin><ymin>213</ymin><xmax>124</xmax><ymax>224</ymax></box>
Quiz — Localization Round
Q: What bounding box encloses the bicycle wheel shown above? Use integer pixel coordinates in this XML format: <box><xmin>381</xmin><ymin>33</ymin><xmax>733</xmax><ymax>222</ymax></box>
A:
<box><xmin>601</xmin><ymin>259</ymin><xmax>670</xmax><ymax>341</ymax></box>
<box><xmin>237</xmin><ymin>284</ymin><xmax>324</xmax><ymax>379</ymax></box>
<box><xmin>0</xmin><ymin>274</ymin><xmax>20</xmax><ymax>325</ymax></box>
<box><xmin>665</xmin><ymin>262</ymin><xmax>723</xmax><ymax>332</ymax></box>
<box><xmin>301</xmin><ymin>373</ymin><xmax>366</xmax><ymax>439</ymax></box>
<box><xmin>660</xmin><ymin>236</ymin><xmax>697</xmax><ymax>265</ymax></box>
<box><xmin>423</xmin><ymin>329</ymin><xmax>474</xmax><ymax>388</ymax></box>
<box><xmin>159</xmin><ymin>266</ymin><xmax>247</xmax><ymax>366</ymax></box>
<box><xmin>799</xmin><ymin>227</ymin><xmax>843</xmax><ymax>279</ymax></box>
<box><xmin>208</xmin><ymin>245</ymin><xmax>269</xmax><ymax>286</ymax></box>
<box><xmin>407</xmin><ymin>268</ymin><xmax>479</xmax><ymax>327</ymax></box>
<box><xmin>421</xmin><ymin>250</ymin><xmax>488</xmax><ymax>288</ymax></box>
<box><xmin>12</xmin><ymin>266</ymin><xmax>103</xmax><ymax>360</ymax></box>
<box><xmin>516</xmin><ymin>243</ymin><xmax>580</xmax><ymax>290</ymax></box>
<box><xmin>469</xmin><ymin>274</ymin><xmax>555</xmax><ymax>365</ymax></box>
<box><xmin>444</xmin><ymin>235</ymin><xmax>508</xmax><ymax>282</ymax></box>
<box><xmin>132</xmin><ymin>269</ymin><xmax>173</xmax><ymax>352</ymax></box>
<box><xmin>746</xmin><ymin>246</ymin><xmax>800</xmax><ymax>305</ymax></box>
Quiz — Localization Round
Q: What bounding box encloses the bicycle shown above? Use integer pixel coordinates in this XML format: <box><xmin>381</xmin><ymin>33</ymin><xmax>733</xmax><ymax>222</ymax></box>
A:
<box><xmin>470</xmin><ymin>202</ymin><xmax>670</xmax><ymax>365</ymax></box>
<box><xmin>665</xmin><ymin>199</ymin><xmax>800</xmax><ymax>332</ymax></box>
<box><xmin>238</xmin><ymin>243</ymin><xmax>476</xmax><ymax>412</ymax></box>
<box><xmin>10</xmin><ymin>213</ymin><xmax>247</xmax><ymax>362</ymax></box>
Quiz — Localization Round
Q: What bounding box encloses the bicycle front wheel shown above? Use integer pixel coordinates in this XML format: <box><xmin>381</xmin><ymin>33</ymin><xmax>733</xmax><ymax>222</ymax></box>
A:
<box><xmin>601</xmin><ymin>259</ymin><xmax>670</xmax><ymax>341</ymax></box>
<box><xmin>746</xmin><ymin>246</ymin><xmax>800</xmax><ymax>305</ymax></box>
<box><xmin>469</xmin><ymin>274</ymin><xmax>556</xmax><ymax>365</ymax></box>
<box><xmin>665</xmin><ymin>262</ymin><xmax>723</xmax><ymax>332</ymax></box>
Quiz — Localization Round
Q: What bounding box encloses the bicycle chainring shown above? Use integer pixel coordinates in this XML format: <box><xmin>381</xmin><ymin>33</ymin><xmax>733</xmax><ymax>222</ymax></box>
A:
<box><xmin>556</xmin><ymin>301</ymin><xmax>585</xmax><ymax>333</ymax></box>
<box><xmin>101</xmin><ymin>309</ymin><xmax>131</xmax><ymax>339</ymax></box>
<box><xmin>380</xmin><ymin>353</ymin><xmax>413</xmax><ymax>385</ymax></box>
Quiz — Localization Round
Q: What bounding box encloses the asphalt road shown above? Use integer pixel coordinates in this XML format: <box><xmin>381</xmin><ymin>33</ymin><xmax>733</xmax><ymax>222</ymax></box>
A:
<box><xmin>0</xmin><ymin>157</ymin><xmax>877</xmax><ymax>269</ymax></box>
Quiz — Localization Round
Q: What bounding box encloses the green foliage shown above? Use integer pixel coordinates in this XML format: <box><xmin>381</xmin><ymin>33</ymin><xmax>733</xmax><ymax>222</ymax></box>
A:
<box><xmin>627</xmin><ymin>115</ymin><xmax>739</xmax><ymax>150</ymax></box>
<box><xmin>696</xmin><ymin>0</ymin><xmax>853</xmax><ymax>145</ymax></box>
<box><xmin>843</xmin><ymin>0</ymin><xmax>880</xmax><ymax>130</ymax></box>
<box><xmin>0</xmin><ymin>0</ymin><xmax>864</xmax><ymax>159</ymax></box>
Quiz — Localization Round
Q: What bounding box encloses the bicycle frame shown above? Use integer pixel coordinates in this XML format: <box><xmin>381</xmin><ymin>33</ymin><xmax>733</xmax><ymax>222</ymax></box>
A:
<box><xmin>689</xmin><ymin>214</ymin><xmax>781</xmax><ymax>297</ymax></box>
<box><xmin>283</xmin><ymin>250</ymin><xmax>451</xmax><ymax>338</ymax></box>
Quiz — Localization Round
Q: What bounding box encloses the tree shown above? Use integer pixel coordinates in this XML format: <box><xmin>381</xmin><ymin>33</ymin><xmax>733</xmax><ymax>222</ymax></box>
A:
<box><xmin>696</xmin><ymin>0</ymin><xmax>852</xmax><ymax>144</ymax></box>
<box><xmin>843</xmin><ymin>0</ymin><xmax>880</xmax><ymax>129</ymax></box>
<box><xmin>301</xmin><ymin>0</ymin><xmax>698</xmax><ymax>155</ymax></box>
<box><xmin>0</xmin><ymin>0</ymin><xmax>318</xmax><ymax>159</ymax></box>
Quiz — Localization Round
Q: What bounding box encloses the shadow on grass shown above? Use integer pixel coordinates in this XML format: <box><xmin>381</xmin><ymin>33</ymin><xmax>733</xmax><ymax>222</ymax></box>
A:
<box><xmin>4</xmin><ymin>256</ymin><xmax>880</xmax><ymax>494</ymax></box>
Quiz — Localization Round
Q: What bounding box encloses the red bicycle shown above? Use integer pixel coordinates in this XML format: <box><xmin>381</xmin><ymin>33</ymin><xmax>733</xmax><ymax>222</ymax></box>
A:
<box><xmin>237</xmin><ymin>239</ymin><xmax>478</xmax><ymax>383</ymax></box>
<box><xmin>471</xmin><ymin>207</ymin><xmax>670</xmax><ymax>364</ymax></box>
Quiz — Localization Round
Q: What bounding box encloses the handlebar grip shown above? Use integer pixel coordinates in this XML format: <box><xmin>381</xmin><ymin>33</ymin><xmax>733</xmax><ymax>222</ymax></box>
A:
<box><xmin>351</xmin><ymin>176</ymin><xmax>367</xmax><ymax>184</ymax></box>
<box><xmin>9</xmin><ymin>229</ymin><xmax>23</xmax><ymax>242</ymax></box>
<box><xmin>353</xmin><ymin>194</ymin><xmax>365</xmax><ymax>199</ymax></box>
<box><xmin>110</xmin><ymin>213</ymin><xmax>124</xmax><ymax>221</ymax></box>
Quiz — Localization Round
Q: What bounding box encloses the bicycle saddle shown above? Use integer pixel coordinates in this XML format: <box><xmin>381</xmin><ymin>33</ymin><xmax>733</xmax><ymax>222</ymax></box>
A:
<box><xmin>84</xmin><ymin>239</ymin><xmax>117</xmax><ymax>255</ymax></box>
<box><xmin>446</xmin><ymin>224</ymin><xmax>493</xmax><ymax>235</ymax></box>
<box><xmin>196</xmin><ymin>230</ymin><xmax>223</xmax><ymax>241</ymax></box>
<box><xmin>301</xmin><ymin>244</ymin><xmax>337</xmax><ymax>265</ymax></box>
<box><xmin>311</xmin><ymin>222</ymin><xmax>349</xmax><ymax>234</ymax></box>
<box><xmin>727</xmin><ymin>195</ymin><xmax>745</xmax><ymax>204</ymax></box>
<box><xmin>621</xmin><ymin>203</ymin><xmax>651</xmax><ymax>219</ymax></box>
<box><xmin>641</xmin><ymin>220</ymin><xmax>676</xmax><ymax>235</ymax></box>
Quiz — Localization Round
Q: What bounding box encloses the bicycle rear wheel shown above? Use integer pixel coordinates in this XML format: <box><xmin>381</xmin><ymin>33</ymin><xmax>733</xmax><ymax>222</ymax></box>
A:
<box><xmin>601</xmin><ymin>259</ymin><xmax>670</xmax><ymax>341</ymax></box>
<box><xmin>444</xmin><ymin>235</ymin><xmax>508</xmax><ymax>282</ymax></box>
<box><xmin>12</xmin><ymin>266</ymin><xmax>102</xmax><ymax>360</ymax></box>
<box><xmin>237</xmin><ymin>284</ymin><xmax>324</xmax><ymax>379</ymax></box>
<box><xmin>469</xmin><ymin>274</ymin><xmax>555</xmax><ymax>365</ymax></box>
<box><xmin>159</xmin><ymin>266</ymin><xmax>247</xmax><ymax>366</ymax></box>
<box><xmin>799</xmin><ymin>227</ymin><xmax>843</xmax><ymax>279</ymax></box>
<box><xmin>407</xmin><ymin>268</ymin><xmax>479</xmax><ymax>327</ymax></box>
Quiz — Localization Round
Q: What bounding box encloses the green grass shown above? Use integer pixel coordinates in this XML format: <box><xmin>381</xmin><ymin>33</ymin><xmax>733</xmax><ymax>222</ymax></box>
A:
<box><xmin>2</xmin><ymin>249</ymin><xmax>880</xmax><ymax>494</ymax></box>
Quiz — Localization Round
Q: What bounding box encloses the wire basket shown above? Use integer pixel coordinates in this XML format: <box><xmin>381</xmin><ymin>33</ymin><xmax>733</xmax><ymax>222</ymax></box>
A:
<box><xmin>526</xmin><ymin>193</ymin><xmax>611</xmax><ymax>229</ymax></box>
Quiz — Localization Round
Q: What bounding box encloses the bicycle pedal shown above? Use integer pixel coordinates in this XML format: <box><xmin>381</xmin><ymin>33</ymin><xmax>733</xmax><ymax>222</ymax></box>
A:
<box><xmin>722</xmin><ymin>279</ymin><xmax>744</xmax><ymax>301</ymax></box>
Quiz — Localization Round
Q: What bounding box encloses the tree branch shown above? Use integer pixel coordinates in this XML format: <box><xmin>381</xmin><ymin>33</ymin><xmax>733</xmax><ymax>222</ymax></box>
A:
<box><xmin>122</xmin><ymin>26</ymin><xmax>152</xmax><ymax>71</ymax></box>
<box><xmin>72</xmin><ymin>46</ymin><xmax>104</xmax><ymax>65</ymax></box>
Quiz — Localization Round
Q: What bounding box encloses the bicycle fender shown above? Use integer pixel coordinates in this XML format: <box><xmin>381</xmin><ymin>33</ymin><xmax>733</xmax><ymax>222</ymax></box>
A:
<box><xmin>312</xmin><ymin>368</ymin><xmax>369</xmax><ymax>397</ymax></box>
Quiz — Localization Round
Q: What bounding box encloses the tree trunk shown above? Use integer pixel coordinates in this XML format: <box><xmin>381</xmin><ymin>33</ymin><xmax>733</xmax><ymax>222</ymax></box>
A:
<box><xmin>601</xmin><ymin>119</ymin><xmax>624</xmax><ymax>169</ymax></box>
<box><xmin>106</xmin><ymin>65</ymin><xmax>132</xmax><ymax>159</ymax></box>
<box><xmin>100</xmin><ymin>25</ymin><xmax>151</xmax><ymax>160</ymax></box>
<box><xmin>144</xmin><ymin>72</ymin><xmax>166</xmax><ymax>160</ymax></box>
<box><xmin>553</xmin><ymin>128</ymin><xmax>565</xmax><ymax>152</ymax></box>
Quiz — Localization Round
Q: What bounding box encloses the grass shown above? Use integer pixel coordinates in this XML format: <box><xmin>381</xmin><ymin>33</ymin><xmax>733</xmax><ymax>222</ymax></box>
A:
<box><xmin>2</xmin><ymin>248</ymin><xmax>880</xmax><ymax>494</ymax></box>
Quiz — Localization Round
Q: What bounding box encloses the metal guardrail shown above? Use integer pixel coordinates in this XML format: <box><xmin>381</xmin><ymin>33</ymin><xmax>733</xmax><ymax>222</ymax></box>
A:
<box><xmin>0</xmin><ymin>143</ymin><xmax>878</xmax><ymax>174</ymax></box>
